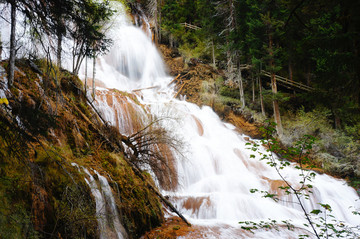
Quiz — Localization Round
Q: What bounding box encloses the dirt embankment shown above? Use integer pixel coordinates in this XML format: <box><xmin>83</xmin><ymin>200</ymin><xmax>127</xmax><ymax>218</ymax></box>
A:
<box><xmin>158</xmin><ymin>44</ymin><xmax>261</xmax><ymax>139</ymax></box>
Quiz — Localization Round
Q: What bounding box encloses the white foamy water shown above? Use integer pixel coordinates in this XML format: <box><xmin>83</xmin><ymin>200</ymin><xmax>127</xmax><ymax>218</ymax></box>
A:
<box><xmin>1</xmin><ymin>1</ymin><xmax>359</xmax><ymax>237</ymax></box>
<box><xmin>88</xmin><ymin>3</ymin><xmax>360</xmax><ymax>238</ymax></box>
<box><xmin>79</xmin><ymin>2</ymin><xmax>171</xmax><ymax>93</ymax></box>
<box><xmin>83</xmin><ymin>167</ymin><xmax>128</xmax><ymax>239</ymax></box>
<box><xmin>90</xmin><ymin>3</ymin><xmax>360</xmax><ymax>238</ymax></box>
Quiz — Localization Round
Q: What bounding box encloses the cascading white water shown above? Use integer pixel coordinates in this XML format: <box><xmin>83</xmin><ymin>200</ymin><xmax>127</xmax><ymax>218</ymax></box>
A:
<box><xmin>79</xmin><ymin>2</ymin><xmax>171</xmax><ymax>93</ymax></box>
<box><xmin>72</xmin><ymin>163</ymin><xmax>128</xmax><ymax>239</ymax></box>
<box><xmin>94</xmin><ymin>89</ymin><xmax>147</xmax><ymax>136</ymax></box>
<box><xmin>90</xmin><ymin>2</ymin><xmax>360</xmax><ymax>238</ymax></box>
<box><xmin>1</xmin><ymin>1</ymin><xmax>358</xmax><ymax>237</ymax></box>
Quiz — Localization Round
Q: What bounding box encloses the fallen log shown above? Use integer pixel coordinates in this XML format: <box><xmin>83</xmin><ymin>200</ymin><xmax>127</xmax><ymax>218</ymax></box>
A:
<box><xmin>174</xmin><ymin>82</ymin><xmax>188</xmax><ymax>98</ymax></box>
<box><xmin>132</xmin><ymin>85</ymin><xmax>160</xmax><ymax>92</ymax></box>
<box><xmin>167</xmin><ymin>74</ymin><xmax>181</xmax><ymax>86</ymax></box>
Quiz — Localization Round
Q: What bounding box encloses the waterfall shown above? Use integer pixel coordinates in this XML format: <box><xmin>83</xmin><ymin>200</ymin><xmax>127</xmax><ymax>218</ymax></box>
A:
<box><xmin>1</xmin><ymin>0</ymin><xmax>358</xmax><ymax>237</ymax></box>
<box><xmin>89</xmin><ymin>2</ymin><xmax>360</xmax><ymax>238</ymax></box>
<box><xmin>72</xmin><ymin>163</ymin><xmax>128</xmax><ymax>239</ymax></box>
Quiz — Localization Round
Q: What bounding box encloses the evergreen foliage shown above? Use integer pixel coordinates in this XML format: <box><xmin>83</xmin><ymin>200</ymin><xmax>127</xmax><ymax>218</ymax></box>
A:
<box><xmin>158</xmin><ymin>0</ymin><xmax>360</xmax><ymax>132</ymax></box>
<box><xmin>1</xmin><ymin>0</ymin><xmax>114</xmax><ymax>78</ymax></box>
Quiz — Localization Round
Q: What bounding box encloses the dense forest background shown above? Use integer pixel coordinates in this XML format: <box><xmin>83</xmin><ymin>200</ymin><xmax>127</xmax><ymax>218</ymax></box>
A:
<box><xmin>147</xmin><ymin>0</ymin><xmax>360</xmax><ymax>129</ymax></box>
<box><xmin>137</xmin><ymin>0</ymin><xmax>360</xmax><ymax>180</ymax></box>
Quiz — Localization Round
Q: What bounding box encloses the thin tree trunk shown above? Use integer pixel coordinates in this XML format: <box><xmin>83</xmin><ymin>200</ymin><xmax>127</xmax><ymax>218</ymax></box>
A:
<box><xmin>72</xmin><ymin>43</ymin><xmax>76</xmax><ymax>74</ymax></box>
<box><xmin>211</xmin><ymin>40</ymin><xmax>216</xmax><ymax>67</ymax></box>
<box><xmin>158</xmin><ymin>0</ymin><xmax>162</xmax><ymax>43</ymax></box>
<box><xmin>92</xmin><ymin>57</ymin><xmax>96</xmax><ymax>99</ymax></box>
<box><xmin>252</xmin><ymin>75</ymin><xmax>255</xmax><ymax>103</ymax></box>
<box><xmin>0</xmin><ymin>32</ymin><xmax>3</xmax><ymax>61</ymax></box>
<box><xmin>150</xmin><ymin>0</ymin><xmax>161</xmax><ymax>44</ymax></box>
<box><xmin>288</xmin><ymin>59</ymin><xmax>293</xmax><ymax>81</ymax></box>
<box><xmin>273</xmin><ymin>99</ymin><xmax>283</xmax><ymax>134</ymax></box>
<box><xmin>154</xmin><ymin>3</ymin><xmax>158</xmax><ymax>44</ymax></box>
<box><xmin>73</xmin><ymin>45</ymin><xmax>85</xmax><ymax>75</ymax></box>
<box><xmin>259</xmin><ymin>77</ymin><xmax>265</xmax><ymax>117</ymax></box>
<box><xmin>55</xmin><ymin>70</ymin><xmax>59</xmax><ymax>115</ymax></box>
<box><xmin>169</xmin><ymin>34</ymin><xmax>173</xmax><ymax>48</ymax></box>
<box><xmin>84</xmin><ymin>57</ymin><xmax>88</xmax><ymax>95</ymax></box>
<box><xmin>226</xmin><ymin>50</ymin><xmax>234</xmax><ymax>76</ymax></box>
<box><xmin>8</xmin><ymin>0</ymin><xmax>16</xmax><ymax>88</ymax></box>
<box><xmin>74</xmin><ymin>55</ymin><xmax>83</xmax><ymax>75</ymax></box>
<box><xmin>72</xmin><ymin>41</ymin><xmax>85</xmax><ymax>75</ymax></box>
<box><xmin>238</xmin><ymin>67</ymin><xmax>245</xmax><ymax>109</ymax></box>
<box><xmin>226</xmin><ymin>0</ymin><xmax>236</xmax><ymax>77</ymax></box>
<box><xmin>57</xmin><ymin>30</ymin><xmax>62</xmax><ymax>68</ymax></box>
<box><xmin>269</xmin><ymin>33</ymin><xmax>283</xmax><ymax>135</ymax></box>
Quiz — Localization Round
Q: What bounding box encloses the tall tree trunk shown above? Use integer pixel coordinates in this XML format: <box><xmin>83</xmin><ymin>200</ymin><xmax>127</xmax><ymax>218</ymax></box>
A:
<box><xmin>153</xmin><ymin>1</ymin><xmax>158</xmax><ymax>44</ymax></box>
<box><xmin>158</xmin><ymin>0</ymin><xmax>162</xmax><ymax>43</ymax></box>
<box><xmin>252</xmin><ymin>74</ymin><xmax>255</xmax><ymax>103</ymax></box>
<box><xmin>211</xmin><ymin>40</ymin><xmax>216</xmax><ymax>67</ymax></box>
<box><xmin>169</xmin><ymin>34</ymin><xmax>173</xmax><ymax>48</ymax></box>
<box><xmin>57</xmin><ymin>30</ymin><xmax>62</xmax><ymax>68</ymax></box>
<box><xmin>226</xmin><ymin>0</ymin><xmax>236</xmax><ymax>77</ymax></box>
<box><xmin>238</xmin><ymin>66</ymin><xmax>245</xmax><ymax>109</ymax></box>
<box><xmin>92</xmin><ymin>57</ymin><xmax>96</xmax><ymax>99</ymax></box>
<box><xmin>0</xmin><ymin>32</ymin><xmax>3</xmax><ymax>61</ymax></box>
<box><xmin>226</xmin><ymin>51</ymin><xmax>234</xmax><ymax>76</ymax></box>
<box><xmin>149</xmin><ymin>0</ymin><xmax>161</xmax><ymax>44</ymax></box>
<box><xmin>288</xmin><ymin>59</ymin><xmax>293</xmax><ymax>81</ymax></box>
<box><xmin>8</xmin><ymin>0</ymin><xmax>16</xmax><ymax>88</ymax></box>
<box><xmin>269</xmin><ymin>33</ymin><xmax>283</xmax><ymax>136</ymax></box>
<box><xmin>259</xmin><ymin>77</ymin><xmax>266</xmax><ymax>117</ymax></box>
<box><xmin>84</xmin><ymin>57</ymin><xmax>88</xmax><ymax>95</ymax></box>
<box><xmin>271</xmin><ymin>70</ymin><xmax>283</xmax><ymax>135</ymax></box>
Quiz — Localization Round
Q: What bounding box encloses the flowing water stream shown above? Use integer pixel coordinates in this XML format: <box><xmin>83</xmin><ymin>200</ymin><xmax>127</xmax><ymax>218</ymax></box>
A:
<box><xmin>89</xmin><ymin>3</ymin><xmax>360</xmax><ymax>238</ymax></box>
<box><xmin>72</xmin><ymin>163</ymin><xmax>128</xmax><ymax>239</ymax></box>
<box><xmin>1</xmin><ymin>2</ymin><xmax>359</xmax><ymax>238</ymax></box>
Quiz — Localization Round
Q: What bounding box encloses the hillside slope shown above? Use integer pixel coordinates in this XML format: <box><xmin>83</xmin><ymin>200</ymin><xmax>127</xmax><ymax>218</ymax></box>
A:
<box><xmin>0</xmin><ymin>60</ymin><xmax>164</xmax><ymax>238</ymax></box>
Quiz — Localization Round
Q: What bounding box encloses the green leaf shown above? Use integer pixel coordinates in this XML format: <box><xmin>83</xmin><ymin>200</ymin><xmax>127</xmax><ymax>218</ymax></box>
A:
<box><xmin>319</xmin><ymin>203</ymin><xmax>332</xmax><ymax>211</ymax></box>
<box><xmin>311</xmin><ymin>209</ymin><xmax>322</xmax><ymax>215</ymax></box>
<box><xmin>250</xmin><ymin>189</ymin><xmax>258</xmax><ymax>193</ymax></box>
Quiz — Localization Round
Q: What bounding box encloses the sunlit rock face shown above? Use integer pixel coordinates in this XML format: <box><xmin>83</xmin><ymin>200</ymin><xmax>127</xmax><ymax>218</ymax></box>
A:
<box><xmin>87</xmin><ymin>2</ymin><xmax>360</xmax><ymax>238</ymax></box>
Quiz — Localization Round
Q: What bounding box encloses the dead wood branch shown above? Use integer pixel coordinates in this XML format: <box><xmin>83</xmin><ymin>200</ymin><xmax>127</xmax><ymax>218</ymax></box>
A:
<box><xmin>174</xmin><ymin>82</ymin><xmax>188</xmax><ymax>98</ymax></box>
<box><xmin>132</xmin><ymin>85</ymin><xmax>160</xmax><ymax>92</ymax></box>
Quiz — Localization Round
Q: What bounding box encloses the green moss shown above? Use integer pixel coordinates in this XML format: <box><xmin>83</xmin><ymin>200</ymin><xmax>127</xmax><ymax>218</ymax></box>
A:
<box><xmin>0</xmin><ymin>60</ymin><xmax>165</xmax><ymax>238</ymax></box>
<box><xmin>0</xmin><ymin>201</ymin><xmax>39</xmax><ymax>239</ymax></box>
<box><xmin>172</xmin><ymin>225</ymin><xmax>181</xmax><ymax>230</ymax></box>
<box><xmin>98</xmin><ymin>153</ymin><xmax>164</xmax><ymax>237</ymax></box>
